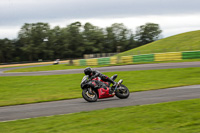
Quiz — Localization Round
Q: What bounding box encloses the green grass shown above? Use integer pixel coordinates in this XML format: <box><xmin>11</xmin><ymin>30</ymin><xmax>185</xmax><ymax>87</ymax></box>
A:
<box><xmin>4</xmin><ymin>58</ymin><xmax>200</xmax><ymax>73</ymax></box>
<box><xmin>4</xmin><ymin>64</ymin><xmax>113</xmax><ymax>73</ymax></box>
<box><xmin>4</xmin><ymin>64</ymin><xmax>88</xmax><ymax>72</ymax></box>
<box><xmin>0</xmin><ymin>62</ymin><xmax>57</xmax><ymax>68</ymax></box>
<box><xmin>118</xmin><ymin>30</ymin><xmax>200</xmax><ymax>56</ymax></box>
<box><xmin>1</xmin><ymin>67</ymin><xmax>200</xmax><ymax>106</ymax></box>
<box><xmin>0</xmin><ymin>99</ymin><xmax>200</xmax><ymax>133</ymax></box>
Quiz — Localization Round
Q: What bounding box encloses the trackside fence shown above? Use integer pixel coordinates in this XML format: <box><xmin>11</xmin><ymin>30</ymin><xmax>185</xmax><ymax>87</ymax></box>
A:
<box><xmin>73</xmin><ymin>50</ymin><xmax>200</xmax><ymax>66</ymax></box>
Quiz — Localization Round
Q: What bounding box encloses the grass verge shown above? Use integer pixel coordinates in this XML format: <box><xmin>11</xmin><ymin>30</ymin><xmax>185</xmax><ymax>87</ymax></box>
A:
<box><xmin>1</xmin><ymin>67</ymin><xmax>200</xmax><ymax>106</ymax></box>
<box><xmin>0</xmin><ymin>99</ymin><xmax>200</xmax><ymax>133</ymax></box>
<box><xmin>4</xmin><ymin>59</ymin><xmax>200</xmax><ymax>73</ymax></box>
<box><xmin>0</xmin><ymin>60</ymin><xmax>69</xmax><ymax>68</ymax></box>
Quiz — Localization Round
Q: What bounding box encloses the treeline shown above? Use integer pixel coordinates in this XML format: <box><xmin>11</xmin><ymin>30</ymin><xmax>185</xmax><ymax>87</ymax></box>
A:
<box><xmin>0</xmin><ymin>22</ymin><xmax>162</xmax><ymax>63</ymax></box>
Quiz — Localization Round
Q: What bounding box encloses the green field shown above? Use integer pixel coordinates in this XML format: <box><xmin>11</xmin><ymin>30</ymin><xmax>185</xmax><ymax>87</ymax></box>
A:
<box><xmin>118</xmin><ymin>30</ymin><xmax>200</xmax><ymax>56</ymax></box>
<box><xmin>4</xmin><ymin>64</ymin><xmax>110</xmax><ymax>73</ymax></box>
<box><xmin>0</xmin><ymin>99</ymin><xmax>200</xmax><ymax>133</ymax></box>
<box><xmin>3</xmin><ymin>64</ymin><xmax>89</xmax><ymax>72</ymax></box>
<box><xmin>4</xmin><ymin>59</ymin><xmax>200</xmax><ymax>73</ymax></box>
<box><xmin>1</xmin><ymin>67</ymin><xmax>200</xmax><ymax>106</ymax></box>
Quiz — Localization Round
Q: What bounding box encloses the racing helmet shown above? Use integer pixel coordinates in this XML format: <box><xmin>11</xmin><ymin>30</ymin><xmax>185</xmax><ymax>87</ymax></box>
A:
<box><xmin>84</xmin><ymin>67</ymin><xmax>92</xmax><ymax>75</ymax></box>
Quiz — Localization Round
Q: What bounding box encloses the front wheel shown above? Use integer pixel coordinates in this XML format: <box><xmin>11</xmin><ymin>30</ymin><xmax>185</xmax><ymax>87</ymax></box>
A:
<box><xmin>82</xmin><ymin>88</ymin><xmax>98</xmax><ymax>102</ymax></box>
<box><xmin>115</xmin><ymin>84</ymin><xmax>130</xmax><ymax>99</ymax></box>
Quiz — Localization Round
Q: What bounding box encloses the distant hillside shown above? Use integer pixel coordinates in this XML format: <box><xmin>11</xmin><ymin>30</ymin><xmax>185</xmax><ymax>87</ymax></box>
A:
<box><xmin>117</xmin><ymin>30</ymin><xmax>200</xmax><ymax>56</ymax></box>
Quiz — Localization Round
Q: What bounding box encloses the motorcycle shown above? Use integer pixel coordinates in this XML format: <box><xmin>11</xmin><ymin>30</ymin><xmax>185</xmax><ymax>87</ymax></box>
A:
<box><xmin>81</xmin><ymin>74</ymin><xmax>130</xmax><ymax>102</ymax></box>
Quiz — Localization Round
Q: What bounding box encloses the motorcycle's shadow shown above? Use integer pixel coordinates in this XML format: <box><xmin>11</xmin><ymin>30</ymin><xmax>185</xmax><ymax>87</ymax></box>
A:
<box><xmin>81</xmin><ymin>97</ymin><xmax>121</xmax><ymax>103</ymax></box>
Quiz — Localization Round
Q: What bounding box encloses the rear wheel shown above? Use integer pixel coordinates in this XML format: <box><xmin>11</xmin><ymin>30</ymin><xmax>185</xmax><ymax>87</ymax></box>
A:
<box><xmin>115</xmin><ymin>84</ymin><xmax>129</xmax><ymax>99</ymax></box>
<box><xmin>82</xmin><ymin>88</ymin><xmax>98</xmax><ymax>102</ymax></box>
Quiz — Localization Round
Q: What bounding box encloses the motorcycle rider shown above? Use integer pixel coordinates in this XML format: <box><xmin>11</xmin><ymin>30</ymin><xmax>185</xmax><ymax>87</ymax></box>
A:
<box><xmin>84</xmin><ymin>67</ymin><xmax>117</xmax><ymax>94</ymax></box>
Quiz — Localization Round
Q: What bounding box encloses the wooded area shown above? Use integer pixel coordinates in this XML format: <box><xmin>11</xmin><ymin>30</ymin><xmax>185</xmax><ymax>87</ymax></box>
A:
<box><xmin>0</xmin><ymin>22</ymin><xmax>162</xmax><ymax>63</ymax></box>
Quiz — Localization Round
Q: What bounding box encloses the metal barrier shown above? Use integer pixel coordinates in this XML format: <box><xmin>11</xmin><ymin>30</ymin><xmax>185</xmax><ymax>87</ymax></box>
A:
<box><xmin>73</xmin><ymin>50</ymin><xmax>200</xmax><ymax>66</ymax></box>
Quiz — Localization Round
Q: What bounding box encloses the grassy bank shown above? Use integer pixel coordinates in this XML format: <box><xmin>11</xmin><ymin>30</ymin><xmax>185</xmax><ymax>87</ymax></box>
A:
<box><xmin>1</xmin><ymin>67</ymin><xmax>200</xmax><ymax>106</ymax></box>
<box><xmin>1</xmin><ymin>99</ymin><xmax>200</xmax><ymax>133</ymax></box>
<box><xmin>117</xmin><ymin>30</ymin><xmax>200</xmax><ymax>57</ymax></box>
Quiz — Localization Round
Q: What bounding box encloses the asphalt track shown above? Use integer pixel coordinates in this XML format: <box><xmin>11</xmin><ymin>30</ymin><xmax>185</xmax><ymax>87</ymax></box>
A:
<box><xmin>1</xmin><ymin>61</ymin><xmax>200</xmax><ymax>76</ymax></box>
<box><xmin>0</xmin><ymin>62</ymin><xmax>200</xmax><ymax>122</ymax></box>
<box><xmin>0</xmin><ymin>85</ymin><xmax>200</xmax><ymax>122</ymax></box>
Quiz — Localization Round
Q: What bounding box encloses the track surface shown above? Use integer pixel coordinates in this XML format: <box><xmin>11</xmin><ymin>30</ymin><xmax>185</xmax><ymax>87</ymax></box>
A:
<box><xmin>1</xmin><ymin>62</ymin><xmax>200</xmax><ymax>122</ymax></box>
<box><xmin>1</xmin><ymin>61</ymin><xmax>200</xmax><ymax>76</ymax></box>
<box><xmin>0</xmin><ymin>85</ymin><xmax>200</xmax><ymax>122</ymax></box>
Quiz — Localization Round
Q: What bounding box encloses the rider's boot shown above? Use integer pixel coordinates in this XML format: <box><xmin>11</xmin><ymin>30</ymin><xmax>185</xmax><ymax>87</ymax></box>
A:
<box><xmin>104</xmin><ymin>76</ymin><xmax>117</xmax><ymax>94</ymax></box>
<box><xmin>109</xmin><ymin>82</ymin><xmax>117</xmax><ymax>94</ymax></box>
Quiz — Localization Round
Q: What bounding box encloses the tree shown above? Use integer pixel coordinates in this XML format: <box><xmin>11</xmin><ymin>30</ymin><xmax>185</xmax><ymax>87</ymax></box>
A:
<box><xmin>135</xmin><ymin>23</ymin><xmax>162</xmax><ymax>46</ymax></box>
<box><xmin>105</xmin><ymin>23</ymin><xmax>131</xmax><ymax>53</ymax></box>
<box><xmin>48</xmin><ymin>26</ymin><xmax>66</xmax><ymax>59</ymax></box>
<box><xmin>0</xmin><ymin>38</ymin><xmax>15</xmax><ymax>63</ymax></box>
<box><xmin>82</xmin><ymin>22</ymin><xmax>104</xmax><ymax>54</ymax></box>
<box><xmin>18</xmin><ymin>23</ymin><xmax>51</xmax><ymax>61</ymax></box>
<box><xmin>65</xmin><ymin>22</ymin><xmax>83</xmax><ymax>58</ymax></box>
<box><xmin>0</xmin><ymin>21</ymin><xmax>164</xmax><ymax>63</ymax></box>
<box><xmin>126</xmin><ymin>33</ymin><xmax>137</xmax><ymax>50</ymax></box>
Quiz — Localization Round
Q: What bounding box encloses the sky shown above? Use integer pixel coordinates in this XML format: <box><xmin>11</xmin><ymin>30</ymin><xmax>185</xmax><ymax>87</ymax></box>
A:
<box><xmin>0</xmin><ymin>0</ymin><xmax>200</xmax><ymax>39</ymax></box>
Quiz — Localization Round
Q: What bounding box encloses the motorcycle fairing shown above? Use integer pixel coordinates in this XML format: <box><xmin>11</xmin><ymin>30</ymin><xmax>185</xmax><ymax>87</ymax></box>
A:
<box><xmin>98</xmin><ymin>87</ymin><xmax>114</xmax><ymax>99</ymax></box>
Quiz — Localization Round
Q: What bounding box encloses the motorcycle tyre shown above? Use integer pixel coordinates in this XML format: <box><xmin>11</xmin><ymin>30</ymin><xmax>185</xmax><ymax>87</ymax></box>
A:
<box><xmin>115</xmin><ymin>84</ymin><xmax>130</xmax><ymax>99</ymax></box>
<box><xmin>82</xmin><ymin>89</ymin><xmax>98</xmax><ymax>102</ymax></box>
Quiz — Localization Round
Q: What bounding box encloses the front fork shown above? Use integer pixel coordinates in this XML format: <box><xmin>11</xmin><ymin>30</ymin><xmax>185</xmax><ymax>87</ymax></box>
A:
<box><xmin>114</xmin><ymin>79</ymin><xmax>123</xmax><ymax>91</ymax></box>
<box><xmin>87</xmin><ymin>87</ymin><xmax>94</xmax><ymax>95</ymax></box>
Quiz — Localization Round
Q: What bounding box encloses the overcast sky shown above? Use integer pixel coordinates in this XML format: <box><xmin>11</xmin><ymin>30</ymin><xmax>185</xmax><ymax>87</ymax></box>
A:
<box><xmin>0</xmin><ymin>0</ymin><xmax>200</xmax><ymax>39</ymax></box>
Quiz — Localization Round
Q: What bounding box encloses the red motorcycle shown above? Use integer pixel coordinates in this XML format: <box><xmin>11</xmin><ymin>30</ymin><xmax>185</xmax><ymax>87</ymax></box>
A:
<box><xmin>81</xmin><ymin>74</ymin><xmax>129</xmax><ymax>102</ymax></box>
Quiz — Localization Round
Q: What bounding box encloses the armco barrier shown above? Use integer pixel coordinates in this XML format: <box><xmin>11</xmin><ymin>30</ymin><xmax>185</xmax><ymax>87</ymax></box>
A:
<box><xmin>155</xmin><ymin>52</ymin><xmax>182</xmax><ymax>61</ymax></box>
<box><xmin>98</xmin><ymin>57</ymin><xmax>110</xmax><ymax>65</ymax></box>
<box><xmin>133</xmin><ymin>54</ymin><xmax>154</xmax><ymax>62</ymax></box>
<box><xmin>86</xmin><ymin>58</ymin><xmax>98</xmax><ymax>66</ymax></box>
<box><xmin>72</xmin><ymin>50</ymin><xmax>200</xmax><ymax>66</ymax></box>
<box><xmin>110</xmin><ymin>57</ymin><xmax>117</xmax><ymax>64</ymax></box>
<box><xmin>73</xmin><ymin>60</ymin><xmax>80</xmax><ymax>66</ymax></box>
<box><xmin>121</xmin><ymin>56</ymin><xmax>133</xmax><ymax>63</ymax></box>
<box><xmin>80</xmin><ymin>59</ymin><xmax>86</xmax><ymax>66</ymax></box>
<box><xmin>182</xmin><ymin>51</ymin><xmax>200</xmax><ymax>59</ymax></box>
